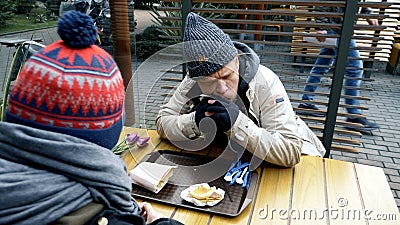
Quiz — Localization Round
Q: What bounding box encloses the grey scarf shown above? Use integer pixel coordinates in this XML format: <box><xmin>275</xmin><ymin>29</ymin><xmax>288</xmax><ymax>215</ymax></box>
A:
<box><xmin>0</xmin><ymin>122</ymin><xmax>140</xmax><ymax>225</ymax></box>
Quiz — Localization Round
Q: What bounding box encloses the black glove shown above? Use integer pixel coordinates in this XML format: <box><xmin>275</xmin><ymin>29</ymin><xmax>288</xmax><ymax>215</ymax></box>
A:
<box><xmin>194</xmin><ymin>97</ymin><xmax>213</xmax><ymax>128</ymax></box>
<box><xmin>207</xmin><ymin>97</ymin><xmax>240</xmax><ymax>132</ymax></box>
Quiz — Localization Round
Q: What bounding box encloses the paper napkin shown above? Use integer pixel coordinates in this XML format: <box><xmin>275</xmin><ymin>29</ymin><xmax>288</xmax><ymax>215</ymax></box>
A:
<box><xmin>129</xmin><ymin>162</ymin><xmax>176</xmax><ymax>193</ymax></box>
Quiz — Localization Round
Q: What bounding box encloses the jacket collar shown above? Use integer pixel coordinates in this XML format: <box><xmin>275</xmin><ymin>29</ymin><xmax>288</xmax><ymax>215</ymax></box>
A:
<box><xmin>234</xmin><ymin>41</ymin><xmax>260</xmax><ymax>84</ymax></box>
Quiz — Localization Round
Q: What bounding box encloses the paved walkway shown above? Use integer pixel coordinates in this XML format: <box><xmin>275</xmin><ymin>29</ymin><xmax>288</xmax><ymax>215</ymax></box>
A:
<box><xmin>0</xmin><ymin>11</ymin><xmax>399</xmax><ymax>211</ymax></box>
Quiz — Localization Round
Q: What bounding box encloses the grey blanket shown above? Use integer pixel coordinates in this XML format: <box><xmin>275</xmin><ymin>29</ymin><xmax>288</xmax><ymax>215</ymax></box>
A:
<box><xmin>0</xmin><ymin>122</ymin><xmax>140</xmax><ymax>225</ymax></box>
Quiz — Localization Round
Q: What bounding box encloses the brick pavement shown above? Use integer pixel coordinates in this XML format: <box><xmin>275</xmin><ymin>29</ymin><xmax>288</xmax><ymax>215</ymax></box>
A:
<box><xmin>1</xmin><ymin>26</ymin><xmax>399</xmax><ymax>211</ymax></box>
<box><xmin>329</xmin><ymin>66</ymin><xmax>400</xmax><ymax>209</ymax></box>
<box><xmin>0</xmin><ymin>27</ymin><xmax>59</xmax><ymax>88</ymax></box>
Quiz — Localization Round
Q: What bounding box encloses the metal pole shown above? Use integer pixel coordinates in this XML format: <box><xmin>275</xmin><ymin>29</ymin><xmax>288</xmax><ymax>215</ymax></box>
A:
<box><xmin>181</xmin><ymin>0</ymin><xmax>192</xmax><ymax>79</ymax></box>
<box><xmin>323</xmin><ymin>0</ymin><xmax>358</xmax><ymax>157</ymax></box>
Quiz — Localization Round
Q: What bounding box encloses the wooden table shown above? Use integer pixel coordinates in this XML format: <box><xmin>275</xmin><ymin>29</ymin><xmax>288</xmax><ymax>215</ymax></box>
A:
<box><xmin>121</xmin><ymin>127</ymin><xmax>399</xmax><ymax>225</ymax></box>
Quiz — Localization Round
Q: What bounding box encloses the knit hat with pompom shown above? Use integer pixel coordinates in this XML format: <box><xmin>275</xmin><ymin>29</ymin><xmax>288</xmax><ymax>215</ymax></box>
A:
<box><xmin>5</xmin><ymin>10</ymin><xmax>125</xmax><ymax>150</ymax></box>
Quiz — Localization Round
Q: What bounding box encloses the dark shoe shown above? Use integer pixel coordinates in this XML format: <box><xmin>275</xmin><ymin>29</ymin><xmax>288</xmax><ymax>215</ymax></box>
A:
<box><xmin>345</xmin><ymin>117</ymin><xmax>379</xmax><ymax>132</ymax></box>
<box><xmin>296</xmin><ymin>103</ymin><xmax>325</xmax><ymax>117</ymax></box>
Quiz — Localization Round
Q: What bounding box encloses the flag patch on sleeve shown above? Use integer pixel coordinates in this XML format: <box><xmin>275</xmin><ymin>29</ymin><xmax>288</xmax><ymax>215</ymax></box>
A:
<box><xmin>270</xmin><ymin>94</ymin><xmax>285</xmax><ymax>105</ymax></box>
<box><xmin>275</xmin><ymin>97</ymin><xmax>284</xmax><ymax>104</ymax></box>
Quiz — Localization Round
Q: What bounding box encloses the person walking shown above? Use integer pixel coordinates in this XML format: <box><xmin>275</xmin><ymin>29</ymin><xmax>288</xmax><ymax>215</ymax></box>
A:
<box><xmin>297</xmin><ymin>1</ymin><xmax>380</xmax><ymax>132</ymax></box>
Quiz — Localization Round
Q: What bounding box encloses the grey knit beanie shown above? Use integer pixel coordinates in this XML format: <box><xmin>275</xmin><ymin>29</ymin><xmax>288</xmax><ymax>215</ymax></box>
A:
<box><xmin>183</xmin><ymin>12</ymin><xmax>237</xmax><ymax>78</ymax></box>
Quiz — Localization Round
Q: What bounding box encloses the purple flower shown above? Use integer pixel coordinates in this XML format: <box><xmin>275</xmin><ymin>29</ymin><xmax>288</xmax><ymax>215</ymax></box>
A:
<box><xmin>112</xmin><ymin>132</ymin><xmax>152</xmax><ymax>155</ymax></box>
<box><xmin>126</xmin><ymin>132</ymin><xmax>139</xmax><ymax>145</ymax></box>
<box><xmin>137</xmin><ymin>137</ymin><xmax>150</xmax><ymax>148</ymax></box>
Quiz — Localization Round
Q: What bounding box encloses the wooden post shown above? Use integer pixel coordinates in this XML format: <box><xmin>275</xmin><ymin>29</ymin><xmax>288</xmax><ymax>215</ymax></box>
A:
<box><xmin>238</xmin><ymin>4</ymin><xmax>247</xmax><ymax>30</ymax></box>
<box><xmin>254</xmin><ymin>4</ymin><xmax>264</xmax><ymax>41</ymax></box>
<box><xmin>110</xmin><ymin>0</ymin><xmax>135</xmax><ymax>124</ymax></box>
<box><xmin>110</xmin><ymin>0</ymin><xmax>132</xmax><ymax>89</ymax></box>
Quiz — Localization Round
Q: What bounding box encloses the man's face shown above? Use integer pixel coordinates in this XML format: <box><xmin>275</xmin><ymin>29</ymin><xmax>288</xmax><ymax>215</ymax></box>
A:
<box><xmin>196</xmin><ymin>56</ymin><xmax>239</xmax><ymax>101</ymax></box>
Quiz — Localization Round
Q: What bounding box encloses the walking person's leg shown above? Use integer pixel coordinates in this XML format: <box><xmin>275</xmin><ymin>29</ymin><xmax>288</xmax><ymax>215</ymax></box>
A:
<box><xmin>343</xmin><ymin>42</ymin><xmax>363</xmax><ymax>115</ymax></box>
<box><xmin>344</xmin><ymin>40</ymin><xmax>379</xmax><ymax>131</ymax></box>
<box><xmin>298</xmin><ymin>47</ymin><xmax>335</xmax><ymax>117</ymax></box>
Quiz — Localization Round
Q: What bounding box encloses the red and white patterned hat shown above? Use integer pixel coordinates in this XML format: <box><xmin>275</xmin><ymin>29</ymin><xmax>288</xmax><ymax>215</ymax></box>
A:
<box><xmin>6</xmin><ymin>11</ymin><xmax>125</xmax><ymax>149</ymax></box>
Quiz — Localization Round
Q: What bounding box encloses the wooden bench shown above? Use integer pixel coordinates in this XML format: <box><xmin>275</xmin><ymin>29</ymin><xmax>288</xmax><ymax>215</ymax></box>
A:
<box><xmin>386</xmin><ymin>43</ymin><xmax>400</xmax><ymax>74</ymax></box>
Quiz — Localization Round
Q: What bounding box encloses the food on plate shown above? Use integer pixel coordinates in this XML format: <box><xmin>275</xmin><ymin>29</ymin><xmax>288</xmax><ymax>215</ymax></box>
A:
<box><xmin>181</xmin><ymin>183</ymin><xmax>225</xmax><ymax>207</ymax></box>
<box><xmin>189</xmin><ymin>184</ymin><xmax>222</xmax><ymax>200</ymax></box>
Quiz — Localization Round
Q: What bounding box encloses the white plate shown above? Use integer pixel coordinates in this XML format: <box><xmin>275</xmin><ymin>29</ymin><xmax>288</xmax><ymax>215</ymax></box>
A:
<box><xmin>180</xmin><ymin>183</ymin><xmax>225</xmax><ymax>207</ymax></box>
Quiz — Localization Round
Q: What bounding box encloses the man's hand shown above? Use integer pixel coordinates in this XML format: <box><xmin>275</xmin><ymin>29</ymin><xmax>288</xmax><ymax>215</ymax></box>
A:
<box><xmin>316</xmin><ymin>30</ymin><xmax>327</xmax><ymax>42</ymax></box>
<box><xmin>139</xmin><ymin>202</ymin><xmax>164</xmax><ymax>224</ymax></box>
<box><xmin>195</xmin><ymin>97</ymin><xmax>213</xmax><ymax>128</ymax></box>
<box><xmin>367</xmin><ymin>18</ymin><xmax>379</xmax><ymax>26</ymax></box>
<box><xmin>206</xmin><ymin>97</ymin><xmax>239</xmax><ymax>132</ymax></box>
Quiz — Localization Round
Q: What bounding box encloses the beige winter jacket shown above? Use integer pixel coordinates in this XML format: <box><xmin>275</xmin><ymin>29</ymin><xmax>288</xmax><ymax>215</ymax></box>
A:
<box><xmin>155</xmin><ymin>43</ymin><xmax>326</xmax><ymax>167</ymax></box>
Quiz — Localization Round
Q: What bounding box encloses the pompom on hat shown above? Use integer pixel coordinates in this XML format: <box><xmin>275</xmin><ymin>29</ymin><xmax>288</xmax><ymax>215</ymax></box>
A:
<box><xmin>5</xmin><ymin>10</ymin><xmax>125</xmax><ymax>149</ymax></box>
<box><xmin>183</xmin><ymin>13</ymin><xmax>237</xmax><ymax>78</ymax></box>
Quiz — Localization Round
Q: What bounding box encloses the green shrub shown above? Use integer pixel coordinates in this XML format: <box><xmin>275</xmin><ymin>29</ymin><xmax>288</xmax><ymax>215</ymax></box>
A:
<box><xmin>133</xmin><ymin>39</ymin><xmax>162</xmax><ymax>60</ymax></box>
<box><xmin>44</xmin><ymin>0</ymin><xmax>63</xmax><ymax>15</ymax></box>
<box><xmin>16</xmin><ymin>0</ymin><xmax>36</xmax><ymax>14</ymax></box>
<box><xmin>30</xmin><ymin>7</ymin><xmax>47</xmax><ymax>23</ymax></box>
<box><xmin>135</xmin><ymin>0</ymin><xmax>158</xmax><ymax>10</ymax></box>
<box><xmin>132</xmin><ymin>25</ymin><xmax>175</xmax><ymax>60</ymax></box>
<box><xmin>150</xmin><ymin>2</ymin><xmax>226</xmax><ymax>39</ymax></box>
<box><xmin>0</xmin><ymin>0</ymin><xmax>15</xmax><ymax>27</ymax></box>
<box><xmin>141</xmin><ymin>24</ymin><xmax>163</xmax><ymax>41</ymax></box>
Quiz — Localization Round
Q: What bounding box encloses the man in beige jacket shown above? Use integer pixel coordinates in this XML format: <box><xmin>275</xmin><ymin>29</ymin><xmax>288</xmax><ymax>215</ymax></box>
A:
<box><xmin>155</xmin><ymin>13</ymin><xmax>325</xmax><ymax>167</ymax></box>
